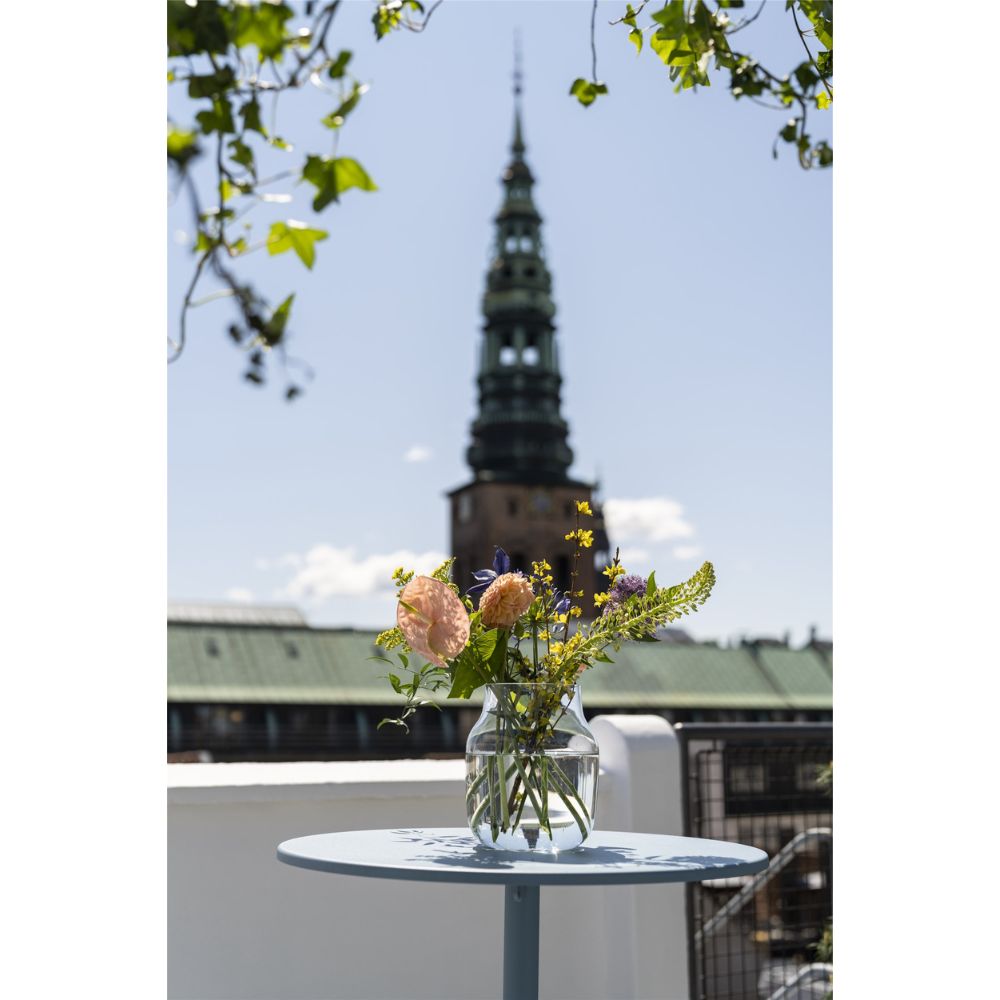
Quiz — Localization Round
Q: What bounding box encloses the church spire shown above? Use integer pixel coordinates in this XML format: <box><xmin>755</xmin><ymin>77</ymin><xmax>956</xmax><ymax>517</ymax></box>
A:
<box><xmin>464</xmin><ymin>64</ymin><xmax>574</xmax><ymax>485</ymax></box>
<box><xmin>511</xmin><ymin>32</ymin><xmax>525</xmax><ymax>158</ymax></box>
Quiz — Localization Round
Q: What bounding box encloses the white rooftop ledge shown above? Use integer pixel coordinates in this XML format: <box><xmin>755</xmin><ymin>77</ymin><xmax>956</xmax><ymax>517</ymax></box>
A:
<box><xmin>168</xmin><ymin>758</ymin><xmax>466</xmax><ymax>805</ymax></box>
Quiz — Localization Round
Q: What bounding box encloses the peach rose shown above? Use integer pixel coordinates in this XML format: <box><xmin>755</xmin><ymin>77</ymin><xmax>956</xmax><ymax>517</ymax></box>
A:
<box><xmin>479</xmin><ymin>572</ymin><xmax>534</xmax><ymax>629</ymax></box>
<box><xmin>397</xmin><ymin>576</ymin><xmax>470</xmax><ymax>667</ymax></box>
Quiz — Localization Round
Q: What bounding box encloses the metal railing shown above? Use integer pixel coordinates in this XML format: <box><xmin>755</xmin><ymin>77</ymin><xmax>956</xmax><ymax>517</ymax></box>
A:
<box><xmin>676</xmin><ymin>724</ymin><xmax>833</xmax><ymax>1000</ymax></box>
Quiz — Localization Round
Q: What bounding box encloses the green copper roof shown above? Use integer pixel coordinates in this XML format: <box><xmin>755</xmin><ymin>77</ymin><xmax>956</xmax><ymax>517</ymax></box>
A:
<box><xmin>168</xmin><ymin>624</ymin><xmax>832</xmax><ymax>711</ymax></box>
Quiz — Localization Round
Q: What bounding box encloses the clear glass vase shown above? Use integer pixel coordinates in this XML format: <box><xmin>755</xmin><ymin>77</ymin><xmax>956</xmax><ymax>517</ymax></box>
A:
<box><xmin>465</xmin><ymin>682</ymin><xmax>599</xmax><ymax>853</ymax></box>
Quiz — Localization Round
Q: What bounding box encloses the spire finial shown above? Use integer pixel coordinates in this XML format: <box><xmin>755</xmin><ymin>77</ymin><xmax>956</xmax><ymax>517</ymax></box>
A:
<box><xmin>512</xmin><ymin>31</ymin><xmax>525</xmax><ymax>157</ymax></box>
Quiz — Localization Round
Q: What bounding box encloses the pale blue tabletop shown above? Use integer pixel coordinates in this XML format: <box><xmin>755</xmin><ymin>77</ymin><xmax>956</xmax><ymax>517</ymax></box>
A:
<box><xmin>276</xmin><ymin>827</ymin><xmax>769</xmax><ymax>886</ymax></box>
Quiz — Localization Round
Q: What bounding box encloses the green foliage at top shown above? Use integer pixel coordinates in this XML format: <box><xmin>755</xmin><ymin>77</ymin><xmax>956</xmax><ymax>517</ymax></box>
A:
<box><xmin>166</xmin><ymin>2</ymin><xmax>398</xmax><ymax>396</ymax></box>
<box><xmin>593</xmin><ymin>0</ymin><xmax>832</xmax><ymax>168</ymax></box>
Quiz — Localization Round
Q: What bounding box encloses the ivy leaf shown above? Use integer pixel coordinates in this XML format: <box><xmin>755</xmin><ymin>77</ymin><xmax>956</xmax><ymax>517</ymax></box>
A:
<box><xmin>321</xmin><ymin>83</ymin><xmax>368</xmax><ymax>129</ymax></box>
<box><xmin>227</xmin><ymin>2</ymin><xmax>294</xmax><ymax>60</ymax></box>
<box><xmin>262</xmin><ymin>293</ymin><xmax>294</xmax><ymax>344</ymax></box>
<box><xmin>328</xmin><ymin>50</ymin><xmax>352</xmax><ymax>79</ymax></box>
<box><xmin>629</xmin><ymin>27</ymin><xmax>643</xmax><ymax>54</ymax></box>
<box><xmin>373</xmin><ymin>1</ymin><xmax>423</xmax><ymax>39</ymax></box>
<box><xmin>569</xmin><ymin>78</ymin><xmax>609</xmax><ymax>107</ymax></box>
<box><xmin>267</xmin><ymin>221</ymin><xmax>329</xmax><ymax>269</ymax></box>
<box><xmin>240</xmin><ymin>98</ymin><xmax>266</xmax><ymax>136</ymax></box>
<box><xmin>302</xmin><ymin>155</ymin><xmax>378</xmax><ymax>211</ymax></box>
<box><xmin>167</xmin><ymin>126</ymin><xmax>200</xmax><ymax>166</ymax></box>
<box><xmin>228</xmin><ymin>137</ymin><xmax>255</xmax><ymax>172</ymax></box>
<box><xmin>195</xmin><ymin>97</ymin><xmax>235</xmax><ymax>135</ymax></box>
<box><xmin>167</xmin><ymin>0</ymin><xmax>228</xmax><ymax>57</ymax></box>
<box><xmin>187</xmin><ymin>67</ymin><xmax>236</xmax><ymax>99</ymax></box>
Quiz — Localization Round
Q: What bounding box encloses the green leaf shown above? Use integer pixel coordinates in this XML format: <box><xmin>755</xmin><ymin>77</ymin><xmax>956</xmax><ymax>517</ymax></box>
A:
<box><xmin>228</xmin><ymin>137</ymin><xmax>255</xmax><ymax>171</ymax></box>
<box><xmin>167</xmin><ymin>125</ymin><xmax>200</xmax><ymax>166</ymax></box>
<box><xmin>628</xmin><ymin>27</ymin><xmax>643</xmax><ymax>54</ymax></box>
<box><xmin>447</xmin><ymin>648</ymin><xmax>486</xmax><ymax>699</ymax></box>
<box><xmin>227</xmin><ymin>2</ymin><xmax>294</xmax><ymax>60</ymax></box>
<box><xmin>646</xmin><ymin>571</ymin><xmax>657</xmax><ymax>597</ymax></box>
<box><xmin>372</xmin><ymin>1</ymin><xmax>420</xmax><ymax>39</ymax></box>
<box><xmin>187</xmin><ymin>67</ymin><xmax>236</xmax><ymax>99</ymax></box>
<box><xmin>321</xmin><ymin>83</ymin><xmax>368</xmax><ymax>129</ymax></box>
<box><xmin>167</xmin><ymin>0</ymin><xmax>228</xmax><ymax>57</ymax></box>
<box><xmin>263</xmin><ymin>293</ymin><xmax>294</xmax><ymax>343</ymax></box>
<box><xmin>240</xmin><ymin>98</ymin><xmax>266</xmax><ymax>136</ymax></box>
<box><xmin>302</xmin><ymin>155</ymin><xmax>378</xmax><ymax>211</ymax></box>
<box><xmin>194</xmin><ymin>230</ymin><xmax>218</xmax><ymax>254</ymax></box>
<box><xmin>569</xmin><ymin>78</ymin><xmax>608</xmax><ymax>108</ymax></box>
<box><xmin>328</xmin><ymin>50</ymin><xmax>353</xmax><ymax>79</ymax></box>
<box><xmin>195</xmin><ymin>97</ymin><xmax>235</xmax><ymax>135</ymax></box>
<box><xmin>793</xmin><ymin>61</ymin><xmax>817</xmax><ymax>91</ymax></box>
<box><xmin>266</xmin><ymin>221</ymin><xmax>329</xmax><ymax>269</ymax></box>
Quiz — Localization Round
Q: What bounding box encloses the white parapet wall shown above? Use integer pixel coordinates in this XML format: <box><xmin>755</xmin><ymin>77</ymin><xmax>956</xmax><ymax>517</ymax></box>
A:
<box><xmin>168</xmin><ymin>716</ymin><xmax>687</xmax><ymax>1000</ymax></box>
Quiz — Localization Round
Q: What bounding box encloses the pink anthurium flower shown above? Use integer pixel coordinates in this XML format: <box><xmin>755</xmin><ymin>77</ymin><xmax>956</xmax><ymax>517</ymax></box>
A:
<box><xmin>397</xmin><ymin>576</ymin><xmax>470</xmax><ymax>667</ymax></box>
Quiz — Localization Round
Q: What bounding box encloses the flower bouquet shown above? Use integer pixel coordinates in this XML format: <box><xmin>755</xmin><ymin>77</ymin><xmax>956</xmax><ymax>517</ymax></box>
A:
<box><xmin>375</xmin><ymin>501</ymin><xmax>716</xmax><ymax>851</ymax></box>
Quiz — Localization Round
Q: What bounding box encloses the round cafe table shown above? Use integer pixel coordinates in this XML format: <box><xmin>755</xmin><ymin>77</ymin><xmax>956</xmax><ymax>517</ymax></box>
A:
<box><xmin>277</xmin><ymin>827</ymin><xmax>768</xmax><ymax>1000</ymax></box>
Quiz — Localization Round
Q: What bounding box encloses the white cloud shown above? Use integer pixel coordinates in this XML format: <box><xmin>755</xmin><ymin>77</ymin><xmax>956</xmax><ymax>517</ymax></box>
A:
<box><xmin>278</xmin><ymin>546</ymin><xmax>448</xmax><ymax>602</ymax></box>
<box><xmin>617</xmin><ymin>547</ymin><xmax>651</xmax><ymax>566</ymax></box>
<box><xmin>225</xmin><ymin>587</ymin><xmax>254</xmax><ymax>602</ymax></box>
<box><xmin>672</xmin><ymin>545</ymin><xmax>703</xmax><ymax>561</ymax></box>
<box><xmin>603</xmin><ymin>497</ymin><xmax>696</xmax><ymax>543</ymax></box>
<box><xmin>403</xmin><ymin>445</ymin><xmax>433</xmax><ymax>463</ymax></box>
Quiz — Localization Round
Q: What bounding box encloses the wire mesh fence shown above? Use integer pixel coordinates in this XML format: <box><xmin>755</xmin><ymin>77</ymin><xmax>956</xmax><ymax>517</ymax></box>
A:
<box><xmin>676</xmin><ymin>724</ymin><xmax>833</xmax><ymax>1000</ymax></box>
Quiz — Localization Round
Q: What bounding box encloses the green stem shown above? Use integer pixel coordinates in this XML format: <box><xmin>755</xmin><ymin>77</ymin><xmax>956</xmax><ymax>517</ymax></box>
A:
<box><xmin>546</xmin><ymin>762</ymin><xmax>591</xmax><ymax>840</ymax></box>
<box><xmin>511</xmin><ymin>753</ymin><xmax>549</xmax><ymax>837</ymax></box>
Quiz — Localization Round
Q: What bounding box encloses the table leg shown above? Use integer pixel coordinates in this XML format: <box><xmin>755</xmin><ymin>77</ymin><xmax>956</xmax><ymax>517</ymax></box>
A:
<box><xmin>503</xmin><ymin>884</ymin><xmax>539</xmax><ymax>1000</ymax></box>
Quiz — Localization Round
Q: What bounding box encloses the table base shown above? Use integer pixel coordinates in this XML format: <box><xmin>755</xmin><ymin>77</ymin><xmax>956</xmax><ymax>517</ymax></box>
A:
<box><xmin>503</xmin><ymin>884</ymin><xmax>539</xmax><ymax>1000</ymax></box>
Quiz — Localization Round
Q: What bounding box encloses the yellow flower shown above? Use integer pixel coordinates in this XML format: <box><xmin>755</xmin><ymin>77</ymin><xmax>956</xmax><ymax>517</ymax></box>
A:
<box><xmin>478</xmin><ymin>573</ymin><xmax>535</xmax><ymax>629</ymax></box>
<box><xmin>577</xmin><ymin>529</ymin><xmax>594</xmax><ymax>549</ymax></box>
<box><xmin>603</xmin><ymin>563</ymin><xmax>625</xmax><ymax>582</ymax></box>
<box><xmin>570</xmin><ymin>606</ymin><xmax>582</xmax><ymax>618</ymax></box>
<box><xmin>564</xmin><ymin>530</ymin><xmax>576</xmax><ymax>542</ymax></box>
<box><xmin>594</xmin><ymin>592</ymin><xmax>610</xmax><ymax>608</ymax></box>
<box><xmin>575</xmin><ymin>500</ymin><xmax>593</xmax><ymax>516</ymax></box>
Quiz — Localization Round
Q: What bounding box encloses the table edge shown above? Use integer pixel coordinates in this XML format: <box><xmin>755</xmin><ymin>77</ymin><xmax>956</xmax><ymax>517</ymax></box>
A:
<box><xmin>275</xmin><ymin>830</ymin><xmax>769</xmax><ymax>887</ymax></box>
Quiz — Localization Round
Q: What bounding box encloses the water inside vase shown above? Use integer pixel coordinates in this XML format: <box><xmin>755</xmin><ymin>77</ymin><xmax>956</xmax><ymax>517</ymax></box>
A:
<box><xmin>465</xmin><ymin>750</ymin><xmax>599</xmax><ymax>852</ymax></box>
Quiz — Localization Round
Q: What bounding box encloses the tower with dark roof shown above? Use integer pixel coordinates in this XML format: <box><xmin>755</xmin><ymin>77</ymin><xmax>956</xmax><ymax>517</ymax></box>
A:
<box><xmin>449</xmin><ymin>81</ymin><xmax>609</xmax><ymax>600</ymax></box>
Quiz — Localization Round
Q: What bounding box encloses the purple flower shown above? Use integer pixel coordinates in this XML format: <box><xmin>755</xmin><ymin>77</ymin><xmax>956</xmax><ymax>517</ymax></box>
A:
<box><xmin>467</xmin><ymin>546</ymin><xmax>512</xmax><ymax>595</ymax></box>
<box><xmin>602</xmin><ymin>574</ymin><xmax>647</xmax><ymax>615</ymax></box>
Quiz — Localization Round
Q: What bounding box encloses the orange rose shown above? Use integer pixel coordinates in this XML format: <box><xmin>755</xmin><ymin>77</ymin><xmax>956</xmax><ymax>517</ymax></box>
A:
<box><xmin>479</xmin><ymin>573</ymin><xmax>534</xmax><ymax>629</ymax></box>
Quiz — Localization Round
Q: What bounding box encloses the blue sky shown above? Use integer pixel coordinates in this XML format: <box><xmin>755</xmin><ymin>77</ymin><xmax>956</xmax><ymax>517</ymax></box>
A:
<box><xmin>168</xmin><ymin>0</ymin><xmax>831</xmax><ymax>645</ymax></box>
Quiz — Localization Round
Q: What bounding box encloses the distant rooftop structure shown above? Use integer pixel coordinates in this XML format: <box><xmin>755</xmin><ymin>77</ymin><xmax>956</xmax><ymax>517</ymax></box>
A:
<box><xmin>167</xmin><ymin>602</ymin><xmax>308</xmax><ymax>628</ymax></box>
